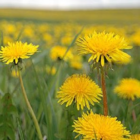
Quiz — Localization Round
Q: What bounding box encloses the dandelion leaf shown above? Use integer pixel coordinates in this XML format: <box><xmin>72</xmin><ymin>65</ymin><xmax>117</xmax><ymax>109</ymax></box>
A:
<box><xmin>0</xmin><ymin>93</ymin><xmax>17</xmax><ymax>140</ymax></box>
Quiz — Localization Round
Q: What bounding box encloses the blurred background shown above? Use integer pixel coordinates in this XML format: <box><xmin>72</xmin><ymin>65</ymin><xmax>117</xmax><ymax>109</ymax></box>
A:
<box><xmin>0</xmin><ymin>0</ymin><xmax>140</xmax><ymax>23</ymax></box>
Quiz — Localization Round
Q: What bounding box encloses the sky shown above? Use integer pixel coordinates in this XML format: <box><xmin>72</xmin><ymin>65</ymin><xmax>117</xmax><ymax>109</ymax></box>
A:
<box><xmin>0</xmin><ymin>0</ymin><xmax>140</xmax><ymax>9</ymax></box>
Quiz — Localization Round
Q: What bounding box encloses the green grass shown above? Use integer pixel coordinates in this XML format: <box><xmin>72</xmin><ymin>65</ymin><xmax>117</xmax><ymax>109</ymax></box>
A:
<box><xmin>0</xmin><ymin>8</ymin><xmax>140</xmax><ymax>25</ymax></box>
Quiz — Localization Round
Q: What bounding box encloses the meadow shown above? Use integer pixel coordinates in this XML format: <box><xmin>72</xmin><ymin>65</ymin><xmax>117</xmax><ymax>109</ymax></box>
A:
<box><xmin>0</xmin><ymin>8</ymin><xmax>140</xmax><ymax>140</ymax></box>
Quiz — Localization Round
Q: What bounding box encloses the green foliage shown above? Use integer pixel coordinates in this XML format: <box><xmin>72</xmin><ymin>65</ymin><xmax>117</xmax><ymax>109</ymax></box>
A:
<box><xmin>0</xmin><ymin>93</ymin><xmax>17</xmax><ymax>140</ymax></box>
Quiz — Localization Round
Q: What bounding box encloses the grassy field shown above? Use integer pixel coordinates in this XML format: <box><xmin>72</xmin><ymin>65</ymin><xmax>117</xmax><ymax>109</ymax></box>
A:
<box><xmin>0</xmin><ymin>8</ymin><xmax>140</xmax><ymax>140</ymax></box>
<box><xmin>0</xmin><ymin>8</ymin><xmax>140</xmax><ymax>24</ymax></box>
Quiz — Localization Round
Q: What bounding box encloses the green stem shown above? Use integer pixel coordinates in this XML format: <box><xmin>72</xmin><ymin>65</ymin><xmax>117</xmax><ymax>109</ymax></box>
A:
<box><xmin>18</xmin><ymin>70</ymin><xmax>43</xmax><ymax>140</ymax></box>
<box><xmin>30</xmin><ymin>103</ymin><xmax>43</xmax><ymax>140</ymax></box>
<box><xmin>101</xmin><ymin>67</ymin><xmax>108</xmax><ymax>116</ymax></box>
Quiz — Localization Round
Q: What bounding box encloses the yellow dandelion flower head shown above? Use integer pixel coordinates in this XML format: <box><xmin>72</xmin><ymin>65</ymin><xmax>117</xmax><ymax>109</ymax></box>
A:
<box><xmin>50</xmin><ymin>46</ymin><xmax>73</xmax><ymax>61</ymax></box>
<box><xmin>43</xmin><ymin>33</ymin><xmax>52</xmax><ymax>42</ymax></box>
<box><xmin>114</xmin><ymin>78</ymin><xmax>140</xmax><ymax>100</ymax></box>
<box><xmin>73</xmin><ymin>111</ymin><xmax>130</xmax><ymax>140</ymax></box>
<box><xmin>130</xmin><ymin>30</ymin><xmax>140</xmax><ymax>46</ymax></box>
<box><xmin>70</xmin><ymin>55</ymin><xmax>83</xmax><ymax>70</ymax></box>
<box><xmin>131</xmin><ymin>134</ymin><xmax>140</xmax><ymax>140</ymax></box>
<box><xmin>57</xmin><ymin>74</ymin><xmax>102</xmax><ymax>110</ymax></box>
<box><xmin>61</xmin><ymin>35</ymin><xmax>73</xmax><ymax>46</ymax></box>
<box><xmin>0</xmin><ymin>41</ymin><xmax>39</xmax><ymax>64</ymax></box>
<box><xmin>77</xmin><ymin>31</ymin><xmax>132</xmax><ymax>67</ymax></box>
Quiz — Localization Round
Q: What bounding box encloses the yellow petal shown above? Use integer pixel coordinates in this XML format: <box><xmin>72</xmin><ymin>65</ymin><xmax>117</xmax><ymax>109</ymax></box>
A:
<box><xmin>96</xmin><ymin>53</ymin><xmax>100</xmax><ymax>62</ymax></box>
<box><xmin>88</xmin><ymin>55</ymin><xmax>97</xmax><ymax>62</ymax></box>
<box><xmin>105</xmin><ymin>55</ymin><xmax>111</xmax><ymax>63</ymax></box>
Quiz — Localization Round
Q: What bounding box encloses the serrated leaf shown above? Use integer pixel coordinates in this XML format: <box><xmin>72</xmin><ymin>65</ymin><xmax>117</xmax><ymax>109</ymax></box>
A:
<box><xmin>0</xmin><ymin>93</ymin><xmax>17</xmax><ymax>140</ymax></box>
<box><xmin>0</xmin><ymin>124</ymin><xmax>15</xmax><ymax>140</ymax></box>
<box><xmin>5</xmin><ymin>105</ymin><xmax>17</xmax><ymax>115</ymax></box>
<box><xmin>2</xmin><ymin>93</ymin><xmax>12</xmax><ymax>103</ymax></box>
<box><xmin>3</xmin><ymin>115</ymin><xmax>15</xmax><ymax>128</ymax></box>
<box><xmin>1</xmin><ymin>93</ymin><xmax>17</xmax><ymax>115</ymax></box>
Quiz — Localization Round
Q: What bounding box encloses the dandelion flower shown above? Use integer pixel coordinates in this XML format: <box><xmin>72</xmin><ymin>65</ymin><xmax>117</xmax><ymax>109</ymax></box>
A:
<box><xmin>50</xmin><ymin>46</ymin><xmax>73</xmax><ymax>61</ymax></box>
<box><xmin>77</xmin><ymin>31</ymin><xmax>132</xmax><ymax>67</ymax></box>
<box><xmin>130</xmin><ymin>30</ymin><xmax>140</xmax><ymax>46</ymax></box>
<box><xmin>114</xmin><ymin>78</ymin><xmax>140</xmax><ymax>100</ymax></box>
<box><xmin>57</xmin><ymin>74</ymin><xmax>102</xmax><ymax>110</ymax></box>
<box><xmin>131</xmin><ymin>134</ymin><xmax>140</xmax><ymax>140</ymax></box>
<box><xmin>70</xmin><ymin>55</ymin><xmax>83</xmax><ymax>70</ymax></box>
<box><xmin>73</xmin><ymin>111</ymin><xmax>130</xmax><ymax>140</ymax></box>
<box><xmin>0</xmin><ymin>41</ymin><xmax>38</xmax><ymax>64</ymax></box>
<box><xmin>61</xmin><ymin>35</ymin><xmax>73</xmax><ymax>46</ymax></box>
